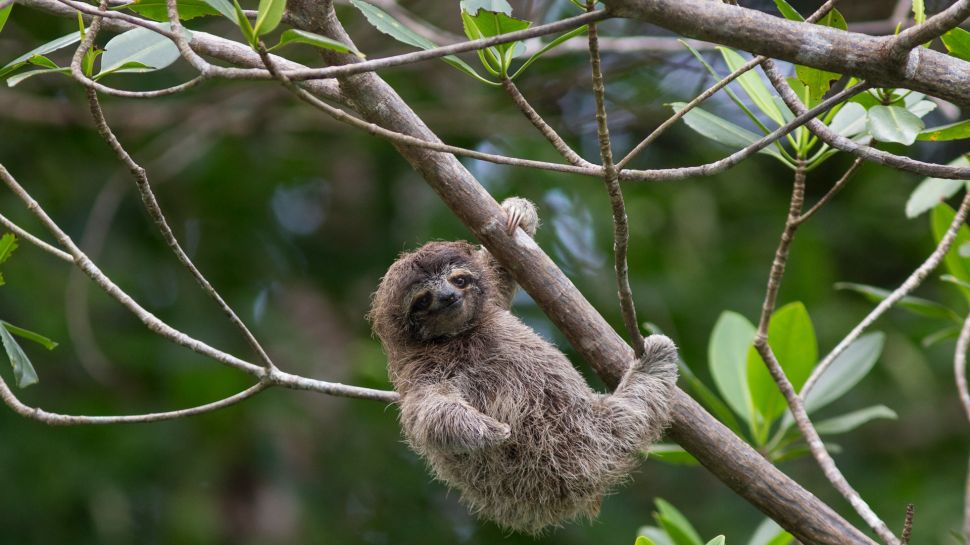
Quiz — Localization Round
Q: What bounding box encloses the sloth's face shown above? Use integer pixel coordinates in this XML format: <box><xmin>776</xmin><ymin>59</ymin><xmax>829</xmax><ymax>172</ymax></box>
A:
<box><xmin>405</xmin><ymin>264</ymin><xmax>485</xmax><ymax>342</ymax></box>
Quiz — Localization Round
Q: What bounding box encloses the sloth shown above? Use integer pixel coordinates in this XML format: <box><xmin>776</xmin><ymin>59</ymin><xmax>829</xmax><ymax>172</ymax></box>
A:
<box><xmin>368</xmin><ymin>197</ymin><xmax>678</xmax><ymax>534</ymax></box>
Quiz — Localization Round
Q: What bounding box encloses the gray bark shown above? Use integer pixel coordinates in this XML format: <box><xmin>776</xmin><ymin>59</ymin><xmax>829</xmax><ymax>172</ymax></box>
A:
<box><xmin>604</xmin><ymin>0</ymin><xmax>970</xmax><ymax>108</ymax></box>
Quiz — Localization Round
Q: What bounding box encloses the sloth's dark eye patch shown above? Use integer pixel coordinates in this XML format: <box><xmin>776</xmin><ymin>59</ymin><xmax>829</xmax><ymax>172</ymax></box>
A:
<box><xmin>411</xmin><ymin>292</ymin><xmax>432</xmax><ymax>312</ymax></box>
<box><xmin>450</xmin><ymin>275</ymin><xmax>471</xmax><ymax>288</ymax></box>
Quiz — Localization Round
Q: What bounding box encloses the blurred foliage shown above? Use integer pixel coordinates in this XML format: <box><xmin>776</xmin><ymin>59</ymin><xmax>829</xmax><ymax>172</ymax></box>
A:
<box><xmin>0</xmin><ymin>0</ymin><xmax>969</xmax><ymax>544</ymax></box>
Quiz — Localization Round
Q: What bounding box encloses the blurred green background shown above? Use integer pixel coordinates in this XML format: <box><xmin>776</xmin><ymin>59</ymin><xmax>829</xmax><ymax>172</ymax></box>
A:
<box><xmin>0</xmin><ymin>0</ymin><xmax>968</xmax><ymax>543</ymax></box>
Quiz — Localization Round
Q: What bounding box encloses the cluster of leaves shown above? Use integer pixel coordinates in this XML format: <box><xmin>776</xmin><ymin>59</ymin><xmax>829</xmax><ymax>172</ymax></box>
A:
<box><xmin>350</xmin><ymin>0</ymin><xmax>586</xmax><ymax>84</ymax></box>
<box><xmin>635</xmin><ymin>499</ymin><xmax>792</xmax><ymax>545</ymax></box>
<box><xmin>650</xmin><ymin>301</ymin><xmax>890</xmax><ymax>464</ymax></box>
<box><xmin>674</xmin><ymin>0</ymin><xmax>970</xmax><ymax>172</ymax></box>
<box><xmin>0</xmin><ymin>234</ymin><xmax>58</xmax><ymax>388</ymax></box>
<box><xmin>0</xmin><ymin>0</ymin><xmax>360</xmax><ymax>88</ymax></box>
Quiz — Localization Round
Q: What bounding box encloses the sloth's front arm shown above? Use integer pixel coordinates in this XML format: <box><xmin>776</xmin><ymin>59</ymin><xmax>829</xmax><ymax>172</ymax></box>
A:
<box><xmin>399</xmin><ymin>382</ymin><xmax>511</xmax><ymax>453</ymax></box>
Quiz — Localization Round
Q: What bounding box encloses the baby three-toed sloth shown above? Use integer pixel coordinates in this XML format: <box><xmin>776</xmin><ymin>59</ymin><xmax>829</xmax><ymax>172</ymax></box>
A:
<box><xmin>369</xmin><ymin>197</ymin><xmax>679</xmax><ymax>534</ymax></box>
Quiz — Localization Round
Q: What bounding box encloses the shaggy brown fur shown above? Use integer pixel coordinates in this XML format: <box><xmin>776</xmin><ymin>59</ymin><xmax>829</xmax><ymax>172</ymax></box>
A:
<box><xmin>368</xmin><ymin>198</ymin><xmax>678</xmax><ymax>534</ymax></box>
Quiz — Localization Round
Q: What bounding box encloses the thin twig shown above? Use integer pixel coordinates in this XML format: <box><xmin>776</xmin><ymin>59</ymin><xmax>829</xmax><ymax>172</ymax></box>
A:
<box><xmin>0</xmin><ymin>162</ymin><xmax>264</xmax><ymax>376</ymax></box>
<box><xmin>890</xmin><ymin>0</ymin><xmax>970</xmax><ymax>60</ymax></box>
<box><xmin>85</xmin><ymin>87</ymin><xmax>277</xmax><ymax>371</ymax></box>
<box><xmin>756</xmin><ymin>162</ymin><xmax>806</xmax><ymax>335</ymax></box>
<box><xmin>0</xmin><ymin>376</ymin><xmax>267</xmax><ymax>424</ymax></box>
<box><xmin>899</xmin><ymin>504</ymin><xmax>914</xmax><ymax>545</ymax></box>
<box><xmin>803</xmin><ymin>190</ymin><xmax>970</xmax><ymax>399</ymax></box>
<box><xmin>796</xmin><ymin>156</ymin><xmax>864</xmax><ymax>224</ymax></box>
<box><xmin>500</xmin><ymin>77</ymin><xmax>592</xmax><ymax>168</ymax></box>
<box><xmin>587</xmin><ymin>7</ymin><xmax>644</xmax><ymax>357</ymax></box>
<box><xmin>0</xmin><ymin>212</ymin><xmax>72</xmax><ymax>262</ymax></box>
<box><xmin>66</xmin><ymin>0</ymin><xmax>205</xmax><ymax>98</ymax></box>
<box><xmin>955</xmin><ymin>315</ymin><xmax>970</xmax><ymax>545</ymax></box>
<box><xmin>754</xmin><ymin>163</ymin><xmax>899</xmax><ymax>545</ymax></box>
<box><xmin>957</xmin><ymin>314</ymin><xmax>970</xmax><ymax>424</ymax></box>
<box><xmin>55</xmin><ymin>0</ymin><xmax>608</xmax><ymax>83</ymax></box>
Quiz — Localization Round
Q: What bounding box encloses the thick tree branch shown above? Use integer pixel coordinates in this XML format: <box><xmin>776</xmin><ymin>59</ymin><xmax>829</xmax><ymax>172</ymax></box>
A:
<box><xmin>602</xmin><ymin>0</ymin><xmax>970</xmax><ymax>108</ymax></box>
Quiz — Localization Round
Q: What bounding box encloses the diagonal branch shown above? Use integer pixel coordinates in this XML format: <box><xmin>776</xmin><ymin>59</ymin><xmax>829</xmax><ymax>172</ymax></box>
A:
<box><xmin>85</xmin><ymin>87</ymin><xmax>277</xmax><ymax>371</ymax></box>
<box><xmin>802</xmin><ymin>191</ymin><xmax>970</xmax><ymax>401</ymax></box>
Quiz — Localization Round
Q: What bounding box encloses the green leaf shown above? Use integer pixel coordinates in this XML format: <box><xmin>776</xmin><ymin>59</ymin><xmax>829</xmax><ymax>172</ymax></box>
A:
<box><xmin>1</xmin><ymin>321</ymin><xmax>57</xmax><ymax>350</ymax></box>
<box><xmin>803</xmin><ymin>332</ymin><xmax>885</xmax><ymax>413</ymax></box>
<box><xmin>460</xmin><ymin>0</ymin><xmax>512</xmax><ymax>15</ymax></box>
<box><xmin>922</xmin><ymin>325</ymin><xmax>961</xmax><ymax>347</ymax></box>
<box><xmin>230</xmin><ymin>0</ymin><xmax>256</xmax><ymax>44</ymax></box>
<box><xmin>655</xmin><ymin>499</ymin><xmax>703</xmax><ymax>545</ymax></box>
<box><xmin>0</xmin><ymin>319</ymin><xmax>38</xmax><ymax>388</ymax></box>
<box><xmin>773</xmin><ymin>0</ymin><xmax>803</xmax><ymax>21</ymax></box>
<box><xmin>253</xmin><ymin>0</ymin><xmax>285</xmax><ymax>36</ymax></box>
<box><xmin>27</xmin><ymin>54</ymin><xmax>60</xmax><ymax>69</ymax></box>
<box><xmin>126</xmin><ymin>0</ymin><xmax>222</xmax><ymax>21</ymax></box>
<box><xmin>637</xmin><ymin>537</ymin><xmax>660</xmax><ymax>545</ymax></box>
<box><xmin>773</xmin><ymin>442</ymin><xmax>842</xmax><ymax>462</ymax></box>
<box><xmin>6</xmin><ymin>67</ymin><xmax>70</xmax><ymax>87</ymax></box>
<box><xmin>200</xmin><ymin>0</ymin><xmax>235</xmax><ymax>19</ymax></box>
<box><xmin>94</xmin><ymin>61</ymin><xmax>155</xmax><ymax>80</ymax></box>
<box><xmin>747</xmin><ymin>518</ymin><xmax>793</xmax><ymax>545</ymax></box>
<box><xmin>907</xmin><ymin>156</ymin><xmax>970</xmax><ymax>218</ymax></box>
<box><xmin>0</xmin><ymin>4</ymin><xmax>12</xmax><ymax>34</ymax></box>
<box><xmin>709</xmin><ymin>311</ymin><xmax>757</xmax><ymax>424</ymax></box>
<box><xmin>639</xmin><ymin>527</ymin><xmax>676</xmax><ymax>545</ymax></box>
<box><xmin>352</xmin><ymin>0</ymin><xmax>435</xmax><ymax>49</ymax></box>
<box><xmin>747</xmin><ymin>302</ymin><xmax>817</xmax><ymax>423</ymax></box>
<box><xmin>919</xmin><ymin>120</ymin><xmax>970</xmax><ymax>142</ymax></box>
<box><xmin>717</xmin><ymin>47</ymin><xmax>784</xmax><ymax>125</ymax></box>
<box><xmin>828</xmin><ymin>102</ymin><xmax>867</xmax><ymax>138</ymax></box>
<box><xmin>942</xmin><ymin>27</ymin><xmax>970</xmax><ymax>61</ymax></box>
<box><xmin>867</xmin><ymin>105</ymin><xmax>924</xmax><ymax>145</ymax></box>
<box><xmin>460</xmin><ymin>7</ymin><xmax>530</xmax><ymax>73</ymax></box>
<box><xmin>931</xmin><ymin>202</ymin><xmax>970</xmax><ymax>304</ymax></box>
<box><xmin>101</xmin><ymin>24</ymin><xmax>189</xmax><ymax>75</ymax></box>
<box><xmin>647</xmin><ymin>443</ymin><xmax>699</xmax><ymax>465</ymax></box>
<box><xmin>0</xmin><ymin>30</ymin><xmax>82</xmax><ymax>79</ymax></box>
<box><xmin>670</xmin><ymin>103</ymin><xmax>784</xmax><ymax>161</ymax></box>
<box><xmin>814</xmin><ymin>405</ymin><xmax>897</xmax><ymax>435</ymax></box>
<box><xmin>835</xmin><ymin>282</ymin><xmax>961</xmax><ymax>321</ymax></box>
<box><xmin>0</xmin><ymin>233</ymin><xmax>17</xmax><ymax>266</ymax></box>
<box><xmin>509</xmin><ymin>25</ymin><xmax>587</xmax><ymax>80</ymax></box>
<box><xmin>270</xmin><ymin>29</ymin><xmax>364</xmax><ymax>57</ymax></box>
<box><xmin>705</xmin><ymin>537</ymin><xmax>726</xmax><ymax>545</ymax></box>
<box><xmin>912</xmin><ymin>0</ymin><xmax>926</xmax><ymax>25</ymax></box>
<box><xmin>350</xmin><ymin>0</ymin><xmax>494</xmax><ymax>84</ymax></box>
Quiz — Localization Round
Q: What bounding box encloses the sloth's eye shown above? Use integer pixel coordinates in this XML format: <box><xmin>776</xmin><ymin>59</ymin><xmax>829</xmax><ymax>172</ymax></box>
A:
<box><xmin>450</xmin><ymin>275</ymin><xmax>470</xmax><ymax>288</ymax></box>
<box><xmin>412</xmin><ymin>293</ymin><xmax>432</xmax><ymax>311</ymax></box>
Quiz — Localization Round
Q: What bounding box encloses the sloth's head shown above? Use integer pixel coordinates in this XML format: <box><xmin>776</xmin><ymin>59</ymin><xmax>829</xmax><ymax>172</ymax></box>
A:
<box><xmin>369</xmin><ymin>241</ymin><xmax>493</xmax><ymax>345</ymax></box>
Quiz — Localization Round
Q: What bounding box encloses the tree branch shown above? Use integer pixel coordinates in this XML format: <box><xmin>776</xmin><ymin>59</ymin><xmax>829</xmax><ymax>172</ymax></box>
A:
<box><xmin>587</xmin><ymin>9</ymin><xmax>644</xmax><ymax>357</ymax></box>
<box><xmin>802</xmin><ymin>191</ymin><xmax>970</xmax><ymax>401</ymax></box>
<box><xmin>602</xmin><ymin>0</ymin><xmax>970</xmax><ymax>109</ymax></box>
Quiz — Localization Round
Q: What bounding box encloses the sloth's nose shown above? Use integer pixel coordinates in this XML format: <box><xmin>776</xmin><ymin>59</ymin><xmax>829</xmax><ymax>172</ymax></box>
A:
<box><xmin>439</xmin><ymin>290</ymin><xmax>461</xmax><ymax>307</ymax></box>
